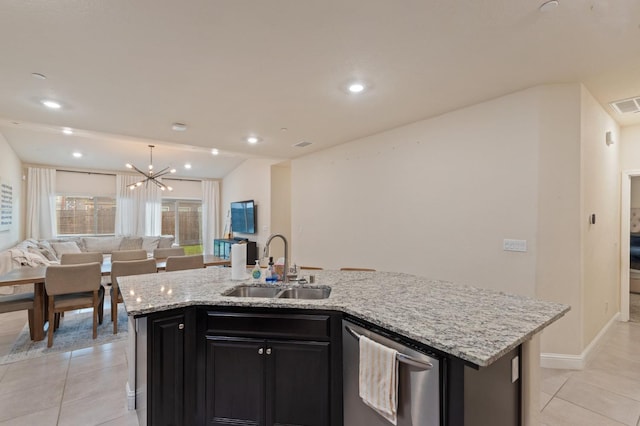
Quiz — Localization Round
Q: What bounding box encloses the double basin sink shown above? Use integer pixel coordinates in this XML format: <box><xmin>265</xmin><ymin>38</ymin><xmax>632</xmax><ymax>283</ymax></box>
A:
<box><xmin>223</xmin><ymin>284</ymin><xmax>331</xmax><ymax>300</ymax></box>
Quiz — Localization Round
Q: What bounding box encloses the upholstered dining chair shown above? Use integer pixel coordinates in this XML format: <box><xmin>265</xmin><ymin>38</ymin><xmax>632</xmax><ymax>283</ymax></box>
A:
<box><xmin>0</xmin><ymin>292</ymin><xmax>35</xmax><ymax>340</ymax></box>
<box><xmin>153</xmin><ymin>247</ymin><xmax>185</xmax><ymax>259</ymax></box>
<box><xmin>111</xmin><ymin>249</ymin><xmax>147</xmax><ymax>262</ymax></box>
<box><xmin>45</xmin><ymin>262</ymin><xmax>104</xmax><ymax>348</ymax></box>
<box><xmin>110</xmin><ymin>259</ymin><xmax>157</xmax><ymax>334</ymax></box>
<box><xmin>165</xmin><ymin>254</ymin><xmax>204</xmax><ymax>272</ymax></box>
<box><xmin>60</xmin><ymin>251</ymin><xmax>103</xmax><ymax>265</ymax></box>
<box><xmin>339</xmin><ymin>267</ymin><xmax>376</xmax><ymax>271</ymax></box>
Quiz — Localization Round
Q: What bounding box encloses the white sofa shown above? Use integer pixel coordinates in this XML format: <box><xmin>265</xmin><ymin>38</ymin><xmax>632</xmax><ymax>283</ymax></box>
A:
<box><xmin>0</xmin><ymin>235</ymin><xmax>175</xmax><ymax>293</ymax></box>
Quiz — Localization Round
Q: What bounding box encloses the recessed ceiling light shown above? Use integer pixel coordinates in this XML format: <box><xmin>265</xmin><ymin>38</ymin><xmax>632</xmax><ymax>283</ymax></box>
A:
<box><xmin>31</xmin><ymin>72</ymin><xmax>47</xmax><ymax>80</ymax></box>
<box><xmin>62</xmin><ymin>127</ymin><xmax>73</xmax><ymax>135</ymax></box>
<box><xmin>247</xmin><ymin>136</ymin><xmax>259</xmax><ymax>144</ymax></box>
<box><xmin>72</xmin><ymin>152</ymin><xmax>82</xmax><ymax>158</ymax></box>
<box><xmin>211</xmin><ymin>149</ymin><xmax>219</xmax><ymax>155</ymax></box>
<box><xmin>348</xmin><ymin>82</ymin><xmax>366</xmax><ymax>93</ymax></box>
<box><xmin>184</xmin><ymin>163</ymin><xmax>192</xmax><ymax>169</ymax></box>
<box><xmin>41</xmin><ymin>99</ymin><xmax>61</xmax><ymax>109</ymax></box>
<box><xmin>539</xmin><ymin>0</ymin><xmax>559</xmax><ymax>12</ymax></box>
<box><xmin>172</xmin><ymin>122</ymin><xmax>187</xmax><ymax>132</ymax></box>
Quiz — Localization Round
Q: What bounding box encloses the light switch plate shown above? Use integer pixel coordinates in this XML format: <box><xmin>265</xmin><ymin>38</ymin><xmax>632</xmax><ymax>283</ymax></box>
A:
<box><xmin>504</xmin><ymin>239</ymin><xmax>527</xmax><ymax>252</ymax></box>
<box><xmin>511</xmin><ymin>356</ymin><xmax>519</xmax><ymax>383</ymax></box>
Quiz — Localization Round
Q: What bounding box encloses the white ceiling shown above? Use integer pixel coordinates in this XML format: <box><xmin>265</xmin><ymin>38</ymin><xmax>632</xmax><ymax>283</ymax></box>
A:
<box><xmin>1</xmin><ymin>0</ymin><xmax>639</xmax><ymax>179</ymax></box>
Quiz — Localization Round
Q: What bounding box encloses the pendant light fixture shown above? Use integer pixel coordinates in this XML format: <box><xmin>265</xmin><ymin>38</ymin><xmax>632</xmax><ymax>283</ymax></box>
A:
<box><xmin>126</xmin><ymin>145</ymin><xmax>176</xmax><ymax>191</ymax></box>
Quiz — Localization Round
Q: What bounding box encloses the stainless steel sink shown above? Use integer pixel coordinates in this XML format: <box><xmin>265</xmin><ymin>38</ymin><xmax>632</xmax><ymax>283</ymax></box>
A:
<box><xmin>277</xmin><ymin>287</ymin><xmax>331</xmax><ymax>299</ymax></box>
<box><xmin>223</xmin><ymin>285</ymin><xmax>283</xmax><ymax>298</ymax></box>
<box><xmin>223</xmin><ymin>285</ymin><xmax>331</xmax><ymax>299</ymax></box>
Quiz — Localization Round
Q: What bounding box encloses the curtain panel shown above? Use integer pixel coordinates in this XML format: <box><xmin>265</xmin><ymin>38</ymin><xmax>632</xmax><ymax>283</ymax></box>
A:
<box><xmin>115</xmin><ymin>175</ymin><xmax>162</xmax><ymax>236</ymax></box>
<box><xmin>201</xmin><ymin>180</ymin><xmax>220</xmax><ymax>255</ymax></box>
<box><xmin>26</xmin><ymin>167</ymin><xmax>56</xmax><ymax>239</ymax></box>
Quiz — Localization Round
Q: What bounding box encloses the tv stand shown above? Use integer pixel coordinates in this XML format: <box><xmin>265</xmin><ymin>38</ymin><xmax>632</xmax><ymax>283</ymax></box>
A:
<box><xmin>213</xmin><ymin>239</ymin><xmax>257</xmax><ymax>266</ymax></box>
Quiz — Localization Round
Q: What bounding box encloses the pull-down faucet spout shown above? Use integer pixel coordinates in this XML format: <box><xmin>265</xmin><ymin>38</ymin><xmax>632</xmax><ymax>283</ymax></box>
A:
<box><xmin>263</xmin><ymin>234</ymin><xmax>289</xmax><ymax>283</ymax></box>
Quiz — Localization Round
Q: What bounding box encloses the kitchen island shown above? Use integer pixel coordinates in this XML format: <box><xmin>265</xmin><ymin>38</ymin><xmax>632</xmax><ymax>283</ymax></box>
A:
<box><xmin>119</xmin><ymin>268</ymin><xmax>569</xmax><ymax>426</ymax></box>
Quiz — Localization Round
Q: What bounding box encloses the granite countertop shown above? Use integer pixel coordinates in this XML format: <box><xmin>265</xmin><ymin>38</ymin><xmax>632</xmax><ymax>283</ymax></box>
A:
<box><xmin>118</xmin><ymin>268</ymin><xmax>569</xmax><ymax>367</ymax></box>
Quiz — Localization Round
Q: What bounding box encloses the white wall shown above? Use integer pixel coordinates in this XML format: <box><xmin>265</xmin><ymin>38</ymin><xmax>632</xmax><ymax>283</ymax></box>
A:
<box><xmin>0</xmin><ymin>132</ymin><xmax>23</xmax><ymax>250</ymax></box>
<box><xmin>270</xmin><ymin>163</ymin><xmax>291</xmax><ymax>261</ymax></box>
<box><xmin>579</xmin><ymin>86</ymin><xmax>620</xmax><ymax>346</ymax></box>
<box><xmin>631</xmin><ymin>177</ymin><xmax>640</xmax><ymax>208</ymax></box>
<box><xmin>292</xmin><ymin>87</ymin><xmax>541</xmax><ymax>296</ymax></box>
<box><xmin>222</xmin><ymin>159</ymin><xmax>281</xmax><ymax>255</ymax></box>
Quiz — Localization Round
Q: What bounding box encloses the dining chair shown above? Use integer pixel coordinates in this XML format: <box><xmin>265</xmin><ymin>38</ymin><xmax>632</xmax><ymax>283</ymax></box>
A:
<box><xmin>60</xmin><ymin>251</ymin><xmax>104</xmax><ymax>265</ymax></box>
<box><xmin>110</xmin><ymin>258</ymin><xmax>157</xmax><ymax>334</ymax></box>
<box><xmin>165</xmin><ymin>254</ymin><xmax>204</xmax><ymax>272</ymax></box>
<box><xmin>153</xmin><ymin>247</ymin><xmax>185</xmax><ymax>259</ymax></box>
<box><xmin>299</xmin><ymin>266</ymin><xmax>324</xmax><ymax>270</ymax></box>
<box><xmin>111</xmin><ymin>249</ymin><xmax>148</xmax><ymax>262</ymax></box>
<box><xmin>45</xmin><ymin>262</ymin><xmax>104</xmax><ymax>348</ymax></box>
<box><xmin>0</xmin><ymin>292</ymin><xmax>35</xmax><ymax>340</ymax></box>
<box><xmin>339</xmin><ymin>267</ymin><xmax>376</xmax><ymax>271</ymax></box>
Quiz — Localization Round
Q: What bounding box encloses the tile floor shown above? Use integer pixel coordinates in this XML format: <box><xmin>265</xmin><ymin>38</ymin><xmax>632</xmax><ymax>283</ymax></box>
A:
<box><xmin>0</xmin><ymin>310</ymin><xmax>138</xmax><ymax>426</ymax></box>
<box><xmin>540</xmin><ymin>294</ymin><xmax>640</xmax><ymax>425</ymax></box>
<box><xmin>1</xmin><ymin>297</ymin><xmax>640</xmax><ymax>425</ymax></box>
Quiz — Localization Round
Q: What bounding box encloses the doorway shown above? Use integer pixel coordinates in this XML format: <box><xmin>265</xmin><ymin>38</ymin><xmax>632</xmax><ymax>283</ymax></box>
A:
<box><xmin>619</xmin><ymin>170</ymin><xmax>640</xmax><ymax>322</ymax></box>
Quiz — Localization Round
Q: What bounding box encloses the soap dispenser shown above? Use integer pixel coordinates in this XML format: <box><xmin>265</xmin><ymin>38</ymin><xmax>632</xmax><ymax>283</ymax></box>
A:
<box><xmin>266</xmin><ymin>256</ymin><xmax>277</xmax><ymax>283</ymax></box>
<box><xmin>251</xmin><ymin>260</ymin><xmax>261</xmax><ymax>283</ymax></box>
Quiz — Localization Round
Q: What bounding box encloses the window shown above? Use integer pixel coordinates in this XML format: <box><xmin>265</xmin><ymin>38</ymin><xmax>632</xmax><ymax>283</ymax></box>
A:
<box><xmin>56</xmin><ymin>196</ymin><xmax>116</xmax><ymax>235</ymax></box>
<box><xmin>162</xmin><ymin>200</ymin><xmax>202</xmax><ymax>253</ymax></box>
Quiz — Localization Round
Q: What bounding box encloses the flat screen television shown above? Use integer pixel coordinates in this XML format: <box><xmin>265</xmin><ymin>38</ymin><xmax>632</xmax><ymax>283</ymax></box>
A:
<box><xmin>230</xmin><ymin>200</ymin><xmax>256</xmax><ymax>234</ymax></box>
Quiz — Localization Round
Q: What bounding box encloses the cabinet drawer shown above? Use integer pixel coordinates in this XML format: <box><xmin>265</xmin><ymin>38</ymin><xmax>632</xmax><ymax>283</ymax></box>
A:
<box><xmin>206</xmin><ymin>311</ymin><xmax>331</xmax><ymax>340</ymax></box>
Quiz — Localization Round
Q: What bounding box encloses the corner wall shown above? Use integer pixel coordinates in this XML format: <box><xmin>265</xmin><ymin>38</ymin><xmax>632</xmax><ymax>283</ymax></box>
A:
<box><xmin>0</xmin><ymin>132</ymin><xmax>23</xmax><ymax>251</ymax></box>
<box><xmin>221</xmin><ymin>158</ymin><xmax>282</xmax><ymax>255</ymax></box>
<box><xmin>292</xmin><ymin>87</ymin><xmax>542</xmax><ymax>296</ymax></box>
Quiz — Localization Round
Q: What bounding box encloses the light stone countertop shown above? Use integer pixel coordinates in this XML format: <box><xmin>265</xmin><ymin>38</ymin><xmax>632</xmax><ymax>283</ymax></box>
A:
<box><xmin>118</xmin><ymin>268</ymin><xmax>569</xmax><ymax>367</ymax></box>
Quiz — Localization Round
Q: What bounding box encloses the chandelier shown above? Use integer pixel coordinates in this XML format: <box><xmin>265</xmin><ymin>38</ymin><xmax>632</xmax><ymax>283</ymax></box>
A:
<box><xmin>126</xmin><ymin>145</ymin><xmax>176</xmax><ymax>191</ymax></box>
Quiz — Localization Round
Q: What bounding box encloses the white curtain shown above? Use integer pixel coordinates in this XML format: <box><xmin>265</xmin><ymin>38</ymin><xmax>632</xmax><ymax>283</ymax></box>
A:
<box><xmin>202</xmin><ymin>180</ymin><xmax>220</xmax><ymax>255</ymax></box>
<box><xmin>115</xmin><ymin>175</ymin><xmax>162</xmax><ymax>236</ymax></box>
<box><xmin>26</xmin><ymin>167</ymin><xmax>56</xmax><ymax>239</ymax></box>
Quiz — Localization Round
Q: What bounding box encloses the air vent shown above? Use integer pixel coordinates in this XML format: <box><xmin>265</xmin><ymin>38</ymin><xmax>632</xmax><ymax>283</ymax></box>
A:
<box><xmin>610</xmin><ymin>97</ymin><xmax>640</xmax><ymax>114</ymax></box>
<box><xmin>293</xmin><ymin>141</ymin><xmax>313</xmax><ymax>148</ymax></box>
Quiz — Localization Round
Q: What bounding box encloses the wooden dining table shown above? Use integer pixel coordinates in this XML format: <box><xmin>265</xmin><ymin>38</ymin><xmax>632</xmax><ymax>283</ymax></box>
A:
<box><xmin>0</xmin><ymin>254</ymin><xmax>230</xmax><ymax>341</ymax></box>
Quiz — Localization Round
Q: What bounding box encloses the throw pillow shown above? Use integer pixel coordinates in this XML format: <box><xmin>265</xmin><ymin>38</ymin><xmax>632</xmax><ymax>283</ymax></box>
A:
<box><xmin>82</xmin><ymin>236</ymin><xmax>124</xmax><ymax>254</ymax></box>
<box><xmin>120</xmin><ymin>236</ymin><xmax>143</xmax><ymax>250</ymax></box>
<box><xmin>141</xmin><ymin>237</ymin><xmax>160</xmax><ymax>253</ymax></box>
<box><xmin>158</xmin><ymin>235</ymin><xmax>175</xmax><ymax>248</ymax></box>
<box><xmin>36</xmin><ymin>241</ymin><xmax>58</xmax><ymax>261</ymax></box>
<box><xmin>51</xmin><ymin>241</ymin><xmax>82</xmax><ymax>257</ymax></box>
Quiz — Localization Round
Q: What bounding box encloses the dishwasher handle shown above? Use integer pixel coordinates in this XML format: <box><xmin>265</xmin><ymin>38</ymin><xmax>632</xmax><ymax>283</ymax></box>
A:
<box><xmin>345</xmin><ymin>325</ymin><xmax>433</xmax><ymax>371</ymax></box>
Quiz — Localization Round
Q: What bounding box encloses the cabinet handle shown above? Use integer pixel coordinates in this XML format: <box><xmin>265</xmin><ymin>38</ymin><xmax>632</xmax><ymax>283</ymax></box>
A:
<box><xmin>258</xmin><ymin>348</ymin><xmax>264</xmax><ymax>355</ymax></box>
<box><xmin>266</xmin><ymin>348</ymin><xmax>272</xmax><ymax>355</ymax></box>
<box><xmin>178</xmin><ymin>323</ymin><xmax>184</xmax><ymax>330</ymax></box>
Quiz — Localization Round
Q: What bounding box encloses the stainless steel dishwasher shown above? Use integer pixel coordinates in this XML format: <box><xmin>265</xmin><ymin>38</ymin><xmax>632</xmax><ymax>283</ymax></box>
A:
<box><xmin>342</xmin><ymin>319</ymin><xmax>441</xmax><ymax>426</ymax></box>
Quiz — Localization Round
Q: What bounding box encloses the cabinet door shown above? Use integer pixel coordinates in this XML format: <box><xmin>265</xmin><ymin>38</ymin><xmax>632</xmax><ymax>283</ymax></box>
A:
<box><xmin>266</xmin><ymin>340</ymin><xmax>330</xmax><ymax>426</ymax></box>
<box><xmin>206</xmin><ymin>336</ymin><xmax>266</xmax><ymax>425</ymax></box>
<box><xmin>149</xmin><ymin>312</ymin><xmax>186</xmax><ymax>426</ymax></box>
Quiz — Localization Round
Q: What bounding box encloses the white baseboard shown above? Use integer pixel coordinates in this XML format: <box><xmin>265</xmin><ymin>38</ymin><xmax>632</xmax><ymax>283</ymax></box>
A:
<box><xmin>540</xmin><ymin>312</ymin><xmax>620</xmax><ymax>370</ymax></box>
<box><xmin>126</xmin><ymin>381</ymin><xmax>136</xmax><ymax>411</ymax></box>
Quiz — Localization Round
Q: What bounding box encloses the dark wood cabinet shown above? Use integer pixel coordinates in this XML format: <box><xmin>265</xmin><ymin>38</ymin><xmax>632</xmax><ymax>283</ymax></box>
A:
<box><xmin>199</xmin><ymin>309</ymin><xmax>341</xmax><ymax>426</ymax></box>
<box><xmin>147</xmin><ymin>308</ymin><xmax>196</xmax><ymax>426</ymax></box>
<box><xmin>267</xmin><ymin>340</ymin><xmax>330</xmax><ymax>426</ymax></box>
<box><xmin>205</xmin><ymin>337</ymin><xmax>266</xmax><ymax>425</ymax></box>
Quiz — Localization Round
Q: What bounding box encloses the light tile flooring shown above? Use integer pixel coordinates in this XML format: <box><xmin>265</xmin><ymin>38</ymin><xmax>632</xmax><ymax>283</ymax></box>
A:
<box><xmin>540</xmin><ymin>293</ymin><xmax>640</xmax><ymax>425</ymax></box>
<box><xmin>2</xmin><ymin>298</ymin><xmax>640</xmax><ymax>425</ymax></box>
<box><xmin>0</xmin><ymin>310</ymin><xmax>139</xmax><ymax>426</ymax></box>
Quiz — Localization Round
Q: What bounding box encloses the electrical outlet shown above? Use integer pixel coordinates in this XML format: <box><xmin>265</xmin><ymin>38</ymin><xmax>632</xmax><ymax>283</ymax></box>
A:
<box><xmin>605</xmin><ymin>301</ymin><xmax>608</xmax><ymax>313</ymax></box>
<box><xmin>503</xmin><ymin>239</ymin><xmax>527</xmax><ymax>252</ymax></box>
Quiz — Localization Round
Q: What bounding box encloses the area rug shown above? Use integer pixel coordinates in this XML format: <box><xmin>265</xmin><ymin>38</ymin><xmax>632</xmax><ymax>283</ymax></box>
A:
<box><xmin>0</xmin><ymin>307</ymin><xmax>128</xmax><ymax>365</ymax></box>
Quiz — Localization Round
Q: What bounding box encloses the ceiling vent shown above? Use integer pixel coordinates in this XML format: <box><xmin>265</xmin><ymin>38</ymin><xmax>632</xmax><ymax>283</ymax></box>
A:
<box><xmin>610</xmin><ymin>97</ymin><xmax>640</xmax><ymax>114</ymax></box>
<box><xmin>293</xmin><ymin>141</ymin><xmax>313</xmax><ymax>148</ymax></box>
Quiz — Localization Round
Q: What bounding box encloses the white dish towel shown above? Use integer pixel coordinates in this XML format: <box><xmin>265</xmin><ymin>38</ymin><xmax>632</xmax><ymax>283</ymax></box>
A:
<box><xmin>359</xmin><ymin>335</ymin><xmax>399</xmax><ymax>425</ymax></box>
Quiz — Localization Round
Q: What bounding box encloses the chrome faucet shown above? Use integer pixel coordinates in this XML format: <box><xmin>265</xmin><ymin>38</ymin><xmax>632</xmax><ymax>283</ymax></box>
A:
<box><xmin>263</xmin><ymin>233</ymin><xmax>289</xmax><ymax>283</ymax></box>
